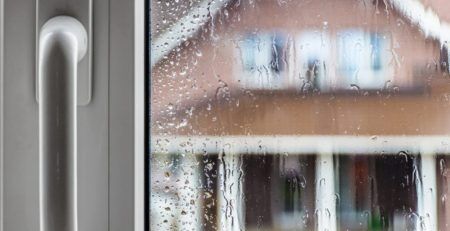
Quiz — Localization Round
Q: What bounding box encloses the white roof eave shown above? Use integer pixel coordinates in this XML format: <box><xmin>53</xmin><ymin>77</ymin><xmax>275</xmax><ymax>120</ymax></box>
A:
<box><xmin>389</xmin><ymin>0</ymin><xmax>450</xmax><ymax>45</ymax></box>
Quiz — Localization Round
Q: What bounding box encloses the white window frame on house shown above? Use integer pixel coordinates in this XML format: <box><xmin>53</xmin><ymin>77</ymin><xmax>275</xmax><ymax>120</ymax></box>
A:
<box><xmin>236</xmin><ymin>29</ymin><xmax>394</xmax><ymax>93</ymax></box>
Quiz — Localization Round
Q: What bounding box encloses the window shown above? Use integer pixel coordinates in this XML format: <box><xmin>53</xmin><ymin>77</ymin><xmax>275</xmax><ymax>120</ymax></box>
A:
<box><xmin>296</xmin><ymin>31</ymin><xmax>330</xmax><ymax>92</ymax></box>
<box><xmin>337</xmin><ymin>29</ymin><xmax>392</xmax><ymax>90</ymax></box>
<box><xmin>150</xmin><ymin>1</ymin><xmax>450</xmax><ymax>230</ymax></box>
<box><xmin>237</xmin><ymin>32</ymin><xmax>286</xmax><ymax>89</ymax></box>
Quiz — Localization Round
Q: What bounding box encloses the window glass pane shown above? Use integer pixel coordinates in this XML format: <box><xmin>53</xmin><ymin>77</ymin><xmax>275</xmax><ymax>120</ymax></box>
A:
<box><xmin>150</xmin><ymin>0</ymin><xmax>450</xmax><ymax>230</ymax></box>
<box><xmin>297</xmin><ymin>31</ymin><xmax>330</xmax><ymax>91</ymax></box>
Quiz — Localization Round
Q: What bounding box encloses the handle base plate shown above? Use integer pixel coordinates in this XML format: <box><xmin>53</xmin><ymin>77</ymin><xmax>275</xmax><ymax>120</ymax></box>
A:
<box><xmin>36</xmin><ymin>0</ymin><xmax>92</xmax><ymax>106</ymax></box>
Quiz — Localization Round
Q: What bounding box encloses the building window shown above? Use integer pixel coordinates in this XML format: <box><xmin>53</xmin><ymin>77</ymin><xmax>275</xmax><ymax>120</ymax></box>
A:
<box><xmin>337</xmin><ymin>30</ymin><xmax>391</xmax><ymax>90</ymax></box>
<box><xmin>238</xmin><ymin>33</ymin><xmax>286</xmax><ymax>89</ymax></box>
<box><xmin>296</xmin><ymin>31</ymin><xmax>330</xmax><ymax>92</ymax></box>
<box><xmin>371</xmin><ymin>33</ymin><xmax>383</xmax><ymax>71</ymax></box>
<box><xmin>270</xmin><ymin>35</ymin><xmax>285</xmax><ymax>73</ymax></box>
<box><xmin>440</xmin><ymin>42</ymin><xmax>449</xmax><ymax>73</ymax></box>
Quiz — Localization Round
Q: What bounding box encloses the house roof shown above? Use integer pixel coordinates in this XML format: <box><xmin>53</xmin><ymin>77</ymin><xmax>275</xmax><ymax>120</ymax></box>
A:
<box><xmin>422</xmin><ymin>0</ymin><xmax>450</xmax><ymax>22</ymax></box>
<box><xmin>151</xmin><ymin>0</ymin><xmax>450</xmax><ymax>67</ymax></box>
<box><xmin>151</xmin><ymin>0</ymin><xmax>231</xmax><ymax>67</ymax></box>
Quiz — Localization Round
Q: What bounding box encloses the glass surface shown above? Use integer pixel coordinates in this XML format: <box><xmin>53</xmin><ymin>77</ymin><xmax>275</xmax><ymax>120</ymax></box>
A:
<box><xmin>150</xmin><ymin>0</ymin><xmax>450</xmax><ymax>230</ymax></box>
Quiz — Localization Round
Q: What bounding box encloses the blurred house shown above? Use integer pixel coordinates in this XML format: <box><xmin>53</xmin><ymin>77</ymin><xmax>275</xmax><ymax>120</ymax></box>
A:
<box><xmin>151</xmin><ymin>0</ymin><xmax>450</xmax><ymax>230</ymax></box>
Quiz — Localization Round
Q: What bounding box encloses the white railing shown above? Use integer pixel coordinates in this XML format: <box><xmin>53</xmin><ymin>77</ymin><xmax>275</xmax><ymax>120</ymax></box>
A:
<box><xmin>151</xmin><ymin>135</ymin><xmax>450</xmax><ymax>155</ymax></box>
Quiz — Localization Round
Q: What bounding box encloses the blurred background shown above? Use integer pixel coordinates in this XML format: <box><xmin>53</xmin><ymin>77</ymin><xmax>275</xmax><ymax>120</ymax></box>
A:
<box><xmin>150</xmin><ymin>0</ymin><xmax>450</xmax><ymax>230</ymax></box>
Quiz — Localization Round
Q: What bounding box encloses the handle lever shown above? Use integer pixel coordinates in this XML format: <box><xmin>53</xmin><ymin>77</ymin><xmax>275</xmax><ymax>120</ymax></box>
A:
<box><xmin>39</xmin><ymin>16</ymin><xmax>87</xmax><ymax>231</ymax></box>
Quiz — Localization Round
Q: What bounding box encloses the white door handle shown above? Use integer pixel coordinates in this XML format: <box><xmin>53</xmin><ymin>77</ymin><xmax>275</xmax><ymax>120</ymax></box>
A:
<box><xmin>38</xmin><ymin>16</ymin><xmax>87</xmax><ymax>231</ymax></box>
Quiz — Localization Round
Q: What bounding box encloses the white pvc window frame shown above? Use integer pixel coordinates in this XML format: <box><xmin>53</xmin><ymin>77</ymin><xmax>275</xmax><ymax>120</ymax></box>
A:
<box><xmin>108</xmin><ymin>0</ymin><xmax>144</xmax><ymax>230</ymax></box>
<box><xmin>0</xmin><ymin>0</ymin><xmax>145</xmax><ymax>230</ymax></box>
<box><xmin>134</xmin><ymin>0</ymin><xmax>145</xmax><ymax>230</ymax></box>
<box><xmin>0</xmin><ymin>0</ymin><xmax>4</xmax><ymax>229</ymax></box>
